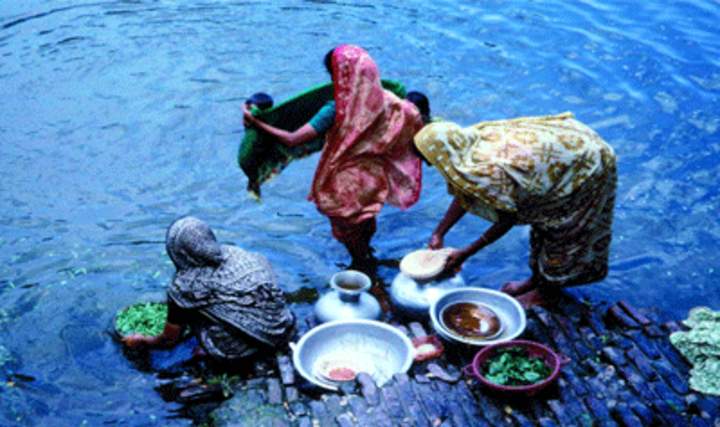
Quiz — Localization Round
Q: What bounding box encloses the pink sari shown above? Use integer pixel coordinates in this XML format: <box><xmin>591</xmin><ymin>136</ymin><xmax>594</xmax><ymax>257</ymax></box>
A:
<box><xmin>309</xmin><ymin>45</ymin><xmax>423</xmax><ymax>233</ymax></box>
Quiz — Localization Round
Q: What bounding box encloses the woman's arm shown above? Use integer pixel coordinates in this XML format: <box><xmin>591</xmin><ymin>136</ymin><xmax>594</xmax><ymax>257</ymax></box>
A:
<box><xmin>442</xmin><ymin>211</ymin><xmax>516</xmax><ymax>274</ymax></box>
<box><xmin>243</xmin><ymin>104</ymin><xmax>319</xmax><ymax>147</ymax></box>
<box><xmin>428</xmin><ymin>196</ymin><xmax>467</xmax><ymax>249</ymax></box>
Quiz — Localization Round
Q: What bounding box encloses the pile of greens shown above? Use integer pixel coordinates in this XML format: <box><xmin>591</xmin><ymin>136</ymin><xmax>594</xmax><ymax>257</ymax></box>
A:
<box><xmin>115</xmin><ymin>302</ymin><xmax>167</xmax><ymax>336</ymax></box>
<box><xmin>483</xmin><ymin>347</ymin><xmax>552</xmax><ymax>386</ymax></box>
<box><xmin>670</xmin><ymin>307</ymin><xmax>720</xmax><ymax>396</ymax></box>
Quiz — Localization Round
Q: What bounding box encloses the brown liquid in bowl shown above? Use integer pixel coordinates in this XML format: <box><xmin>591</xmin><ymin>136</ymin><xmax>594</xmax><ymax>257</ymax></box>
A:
<box><xmin>441</xmin><ymin>302</ymin><xmax>502</xmax><ymax>339</ymax></box>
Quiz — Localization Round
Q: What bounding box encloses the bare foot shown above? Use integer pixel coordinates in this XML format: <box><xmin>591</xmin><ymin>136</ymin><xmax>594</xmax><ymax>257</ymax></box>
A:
<box><xmin>516</xmin><ymin>289</ymin><xmax>551</xmax><ymax>308</ymax></box>
<box><xmin>501</xmin><ymin>278</ymin><xmax>536</xmax><ymax>296</ymax></box>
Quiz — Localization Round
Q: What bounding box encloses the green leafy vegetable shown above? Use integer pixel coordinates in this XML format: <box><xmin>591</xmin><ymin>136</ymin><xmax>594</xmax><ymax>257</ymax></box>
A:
<box><xmin>670</xmin><ymin>307</ymin><xmax>720</xmax><ymax>396</ymax></box>
<box><xmin>115</xmin><ymin>302</ymin><xmax>167</xmax><ymax>336</ymax></box>
<box><xmin>483</xmin><ymin>347</ymin><xmax>552</xmax><ymax>386</ymax></box>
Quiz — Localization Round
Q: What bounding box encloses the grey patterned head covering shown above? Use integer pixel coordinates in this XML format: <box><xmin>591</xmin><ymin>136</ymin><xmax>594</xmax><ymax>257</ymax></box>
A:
<box><xmin>166</xmin><ymin>216</ymin><xmax>224</xmax><ymax>270</ymax></box>
<box><xmin>164</xmin><ymin>216</ymin><xmax>295</xmax><ymax>358</ymax></box>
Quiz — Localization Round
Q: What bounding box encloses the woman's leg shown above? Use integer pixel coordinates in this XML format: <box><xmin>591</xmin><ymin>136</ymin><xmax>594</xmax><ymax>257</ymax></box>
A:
<box><xmin>330</xmin><ymin>217</ymin><xmax>377</xmax><ymax>264</ymax></box>
<box><xmin>501</xmin><ymin>226</ymin><xmax>543</xmax><ymax>295</ymax></box>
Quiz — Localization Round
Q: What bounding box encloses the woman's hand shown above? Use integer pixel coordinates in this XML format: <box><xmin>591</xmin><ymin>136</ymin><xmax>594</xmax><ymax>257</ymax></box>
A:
<box><xmin>122</xmin><ymin>334</ymin><xmax>151</xmax><ymax>349</ymax></box>
<box><xmin>440</xmin><ymin>248</ymin><xmax>471</xmax><ymax>277</ymax></box>
<box><xmin>428</xmin><ymin>233</ymin><xmax>444</xmax><ymax>249</ymax></box>
<box><xmin>242</xmin><ymin>104</ymin><xmax>257</xmax><ymax>127</ymax></box>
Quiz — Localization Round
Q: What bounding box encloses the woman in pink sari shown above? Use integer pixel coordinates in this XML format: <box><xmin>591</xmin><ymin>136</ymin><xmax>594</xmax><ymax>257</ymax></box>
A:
<box><xmin>243</xmin><ymin>45</ymin><xmax>430</xmax><ymax>265</ymax></box>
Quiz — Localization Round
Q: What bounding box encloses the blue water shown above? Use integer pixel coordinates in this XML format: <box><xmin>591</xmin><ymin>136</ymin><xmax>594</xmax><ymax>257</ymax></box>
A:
<box><xmin>1</xmin><ymin>0</ymin><xmax>719</xmax><ymax>424</ymax></box>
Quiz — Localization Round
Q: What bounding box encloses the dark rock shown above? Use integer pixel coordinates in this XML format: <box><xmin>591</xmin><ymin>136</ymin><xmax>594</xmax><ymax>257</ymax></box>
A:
<box><xmin>409</xmin><ymin>322</ymin><xmax>428</xmax><ymax>338</ymax></box>
<box><xmin>686</xmin><ymin>393</ymin><xmax>720</xmax><ymax>419</ymax></box>
<box><xmin>347</xmin><ymin>395</ymin><xmax>374</xmax><ymax>426</ymax></box>
<box><xmin>285</xmin><ymin>386</ymin><xmax>299</xmax><ymax>403</ymax></box>
<box><xmin>426</xmin><ymin>363</ymin><xmax>460</xmax><ymax>383</ymax></box>
<box><xmin>454</xmin><ymin>380</ymin><xmax>487</xmax><ymax>424</ymax></box>
<box><xmin>548</xmin><ymin>400</ymin><xmax>576</xmax><ymax>425</ymax></box>
<box><xmin>649</xmin><ymin>380</ymin><xmax>685</xmax><ymax>413</ymax></box>
<box><xmin>338</xmin><ymin>380</ymin><xmax>358</xmax><ymax>395</ymax></box>
<box><xmin>324</xmin><ymin>394</ymin><xmax>345</xmax><ymax>418</ymax></box>
<box><xmin>650</xmin><ymin>398</ymin><xmax>687</xmax><ymax>426</ymax></box>
<box><xmin>654</xmin><ymin>337</ymin><xmax>692</xmax><ymax>370</ymax></box>
<box><xmin>509</xmin><ymin>410</ymin><xmax>536</xmax><ymax>427</ymax></box>
<box><xmin>537</xmin><ymin>417</ymin><xmax>560</xmax><ymax>427</ymax></box>
<box><xmin>336</xmin><ymin>412</ymin><xmax>355</xmax><ymax>427</ymax></box>
<box><xmin>177</xmin><ymin>383</ymin><xmax>225</xmax><ymax>404</ymax></box>
<box><xmin>643</xmin><ymin>323</ymin><xmax>664</xmax><ymax>338</ymax></box>
<box><xmin>276</xmin><ymin>354</ymin><xmax>295</xmax><ymax>385</ymax></box>
<box><xmin>617</xmin><ymin>301</ymin><xmax>652</xmax><ymax>327</ymax></box>
<box><xmin>267</xmin><ymin>378</ymin><xmax>283</xmax><ymax>405</ymax></box>
<box><xmin>586</xmin><ymin>311</ymin><xmax>610</xmax><ymax>337</ymax></box>
<box><xmin>625</xmin><ymin>346</ymin><xmax>657</xmax><ymax>380</ymax></box>
<box><xmin>585</xmin><ymin>396</ymin><xmax>613</xmax><ymax>423</ymax></box>
<box><xmin>628</xmin><ymin>401</ymin><xmax>655</xmax><ymax>426</ymax></box>
<box><xmin>410</xmin><ymin>381</ymin><xmax>445</xmax><ymax>424</ymax></box>
<box><xmin>356</xmin><ymin>372</ymin><xmax>380</xmax><ymax>406</ymax></box>
<box><xmin>624</xmin><ymin>330</ymin><xmax>660</xmax><ymax>360</ymax></box>
<box><xmin>690</xmin><ymin>416</ymin><xmax>713</xmax><ymax>427</ymax></box>
<box><xmin>290</xmin><ymin>401</ymin><xmax>308</xmax><ymax>417</ymax></box>
<box><xmin>415</xmin><ymin>374</ymin><xmax>431</xmax><ymax>383</ymax></box>
<box><xmin>662</xmin><ymin>321</ymin><xmax>684</xmax><ymax>333</ymax></box>
<box><xmin>606</xmin><ymin>305</ymin><xmax>640</xmax><ymax>329</ymax></box>
<box><xmin>611</xmin><ymin>403</ymin><xmax>643</xmax><ymax>427</ymax></box>
<box><xmin>561</xmin><ymin>368</ymin><xmax>589</xmax><ymax>396</ymax></box>
<box><xmin>309</xmin><ymin>400</ymin><xmax>334</xmax><ymax>426</ymax></box>
<box><xmin>617</xmin><ymin>366</ymin><xmax>656</xmax><ymax>402</ymax></box>
<box><xmin>601</xmin><ymin>346</ymin><xmax>627</xmax><ymax>367</ymax></box>
<box><xmin>380</xmin><ymin>385</ymin><xmax>407</xmax><ymax>421</ymax></box>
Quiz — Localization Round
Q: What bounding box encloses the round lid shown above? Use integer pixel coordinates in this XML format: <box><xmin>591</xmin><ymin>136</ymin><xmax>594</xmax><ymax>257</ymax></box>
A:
<box><xmin>399</xmin><ymin>248</ymin><xmax>454</xmax><ymax>281</ymax></box>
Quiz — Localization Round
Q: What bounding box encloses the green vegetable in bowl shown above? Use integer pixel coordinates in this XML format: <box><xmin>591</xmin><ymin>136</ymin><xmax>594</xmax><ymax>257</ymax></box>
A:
<box><xmin>115</xmin><ymin>302</ymin><xmax>167</xmax><ymax>336</ymax></box>
<box><xmin>484</xmin><ymin>347</ymin><xmax>552</xmax><ymax>386</ymax></box>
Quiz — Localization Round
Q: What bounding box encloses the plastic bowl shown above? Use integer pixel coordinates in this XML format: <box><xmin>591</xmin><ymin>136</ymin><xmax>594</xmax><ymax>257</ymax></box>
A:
<box><xmin>464</xmin><ymin>339</ymin><xmax>565</xmax><ymax>396</ymax></box>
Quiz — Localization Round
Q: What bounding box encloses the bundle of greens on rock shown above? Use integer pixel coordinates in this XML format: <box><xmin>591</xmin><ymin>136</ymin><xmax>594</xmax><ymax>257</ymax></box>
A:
<box><xmin>484</xmin><ymin>347</ymin><xmax>552</xmax><ymax>386</ymax></box>
<box><xmin>116</xmin><ymin>302</ymin><xmax>168</xmax><ymax>337</ymax></box>
<box><xmin>670</xmin><ymin>307</ymin><xmax>720</xmax><ymax>396</ymax></box>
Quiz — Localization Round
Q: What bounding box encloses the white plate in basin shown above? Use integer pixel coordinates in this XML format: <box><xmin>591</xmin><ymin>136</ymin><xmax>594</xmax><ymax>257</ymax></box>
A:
<box><xmin>400</xmin><ymin>248</ymin><xmax>455</xmax><ymax>281</ymax></box>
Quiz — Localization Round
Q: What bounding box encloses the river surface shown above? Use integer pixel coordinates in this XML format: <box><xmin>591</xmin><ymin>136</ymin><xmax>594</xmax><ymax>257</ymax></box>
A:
<box><xmin>1</xmin><ymin>0</ymin><xmax>719</xmax><ymax>424</ymax></box>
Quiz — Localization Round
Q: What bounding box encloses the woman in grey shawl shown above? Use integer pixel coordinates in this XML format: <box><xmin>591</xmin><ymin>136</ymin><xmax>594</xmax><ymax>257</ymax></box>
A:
<box><xmin>123</xmin><ymin>217</ymin><xmax>295</xmax><ymax>360</ymax></box>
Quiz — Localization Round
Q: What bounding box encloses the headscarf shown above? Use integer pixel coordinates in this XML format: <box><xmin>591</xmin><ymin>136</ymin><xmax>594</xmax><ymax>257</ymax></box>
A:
<box><xmin>309</xmin><ymin>45</ymin><xmax>423</xmax><ymax>224</ymax></box>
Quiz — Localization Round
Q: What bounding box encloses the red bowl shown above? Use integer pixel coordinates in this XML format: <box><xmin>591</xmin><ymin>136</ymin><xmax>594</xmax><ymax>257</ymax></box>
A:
<box><xmin>463</xmin><ymin>339</ymin><xmax>566</xmax><ymax>396</ymax></box>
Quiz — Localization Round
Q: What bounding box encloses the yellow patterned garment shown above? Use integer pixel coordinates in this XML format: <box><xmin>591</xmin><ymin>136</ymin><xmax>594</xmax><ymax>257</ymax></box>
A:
<box><xmin>414</xmin><ymin>112</ymin><xmax>617</xmax><ymax>287</ymax></box>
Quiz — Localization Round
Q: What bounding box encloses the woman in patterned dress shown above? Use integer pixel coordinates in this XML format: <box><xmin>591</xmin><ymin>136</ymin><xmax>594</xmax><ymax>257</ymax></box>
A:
<box><xmin>244</xmin><ymin>45</ymin><xmax>429</xmax><ymax>267</ymax></box>
<box><xmin>413</xmin><ymin>113</ymin><xmax>616</xmax><ymax>307</ymax></box>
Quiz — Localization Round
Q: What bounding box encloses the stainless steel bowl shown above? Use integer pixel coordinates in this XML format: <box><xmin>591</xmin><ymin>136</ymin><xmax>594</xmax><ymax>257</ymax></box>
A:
<box><xmin>429</xmin><ymin>287</ymin><xmax>526</xmax><ymax>346</ymax></box>
<box><xmin>291</xmin><ymin>319</ymin><xmax>414</xmax><ymax>390</ymax></box>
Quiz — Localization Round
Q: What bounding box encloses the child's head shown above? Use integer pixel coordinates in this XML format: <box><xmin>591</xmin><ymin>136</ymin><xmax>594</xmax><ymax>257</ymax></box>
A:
<box><xmin>406</xmin><ymin>91</ymin><xmax>431</xmax><ymax>125</ymax></box>
<box><xmin>246</xmin><ymin>92</ymin><xmax>274</xmax><ymax>110</ymax></box>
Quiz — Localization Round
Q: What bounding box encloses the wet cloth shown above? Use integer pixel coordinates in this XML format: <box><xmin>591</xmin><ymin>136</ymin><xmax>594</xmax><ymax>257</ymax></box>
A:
<box><xmin>670</xmin><ymin>307</ymin><xmax>720</xmax><ymax>396</ymax></box>
<box><xmin>167</xmin><ymin>246</ymin><xmax>295</xmax><ymax>360</ymax></box>
<box><xmin>414</xmin><ymin>112</ymin><xmax>617</xmax><ymax>287</ymax></box>
<box><xmin>308</xmin><ymin>44</ymin><xmax>424</xmax><ymax>226</ymax></box>
<box><xmin>238</xmin><ymin>81</ymin><xmax>406</xmax><ymax>199</ymax></box>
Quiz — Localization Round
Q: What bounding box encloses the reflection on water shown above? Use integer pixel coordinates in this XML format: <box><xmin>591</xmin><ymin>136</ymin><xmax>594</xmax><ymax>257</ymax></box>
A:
<box><xmin>1</xmin><ymin>0</ymin><xmax>719</xmax><ymax>424</ymax></box>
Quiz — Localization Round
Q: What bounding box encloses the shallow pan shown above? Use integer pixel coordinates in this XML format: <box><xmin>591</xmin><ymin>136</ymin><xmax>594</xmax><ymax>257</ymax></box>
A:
<box><xmin>429</xmin><ymin>287</ymin><xmax>526</xmax><ymax>346</ymax></box>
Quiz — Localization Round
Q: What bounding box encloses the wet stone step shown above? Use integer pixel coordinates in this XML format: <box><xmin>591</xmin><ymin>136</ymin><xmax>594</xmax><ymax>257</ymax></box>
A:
<box><xmin>206</xmin><ymin>297</ymin><xmax>719</xmax><ymax>427</ymax></box>
<box><xmin>611</xmin><ymin>403</ymin><xmax>643</xmax><ymax>427</ymax></box>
